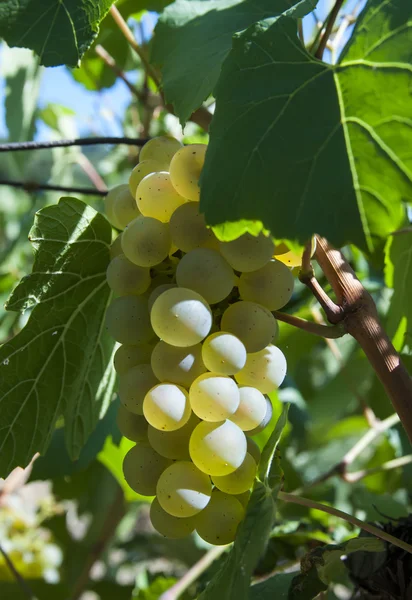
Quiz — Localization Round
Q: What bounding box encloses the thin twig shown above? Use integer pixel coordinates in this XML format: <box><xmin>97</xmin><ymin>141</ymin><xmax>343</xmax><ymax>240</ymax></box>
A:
<box><xmin>0</xmin><ymin>179</ymin><xmax>107</xmax><ymax>196</ymax></box>
<box><xmin>95</xmin><ymin>44</ymin><xmax>147</xmax><ymax>103</ymax></box>
<box><xmin>345</xmin><ymin>454</ymin><xmax>412</xmax><ymax>483</ymax></box>
<box><xmin>0</xmin><ymin>543</ymin><xmax>35</xmax><ymax>598</ymax></box>
<box><xmin>75</xmin><ymin>153</ymin><xmax>108</xmax><ymax>192</ymax></box>
<box><xmin>300</xmin><ymin>238</ymin><xmax>314</xmax><ymax>277</ymax></box>
<box><xmin>0</xmin><ymin>137</ymin><xmax>148</xmax><ymax>153</ymax></box>
<box><xmin>299</xmin><ymin>270</ymin><xmax>342</xmax><ymax>322</ymax></box>
<box><xmin>315</xmin><ymin>0</ymin><xmax>345</xmax><ymax>59</ymax></box>
<box><xmin>273</xmin><ymin>310</ymin><xmax>345</xmax><ymax>339</ymax></box>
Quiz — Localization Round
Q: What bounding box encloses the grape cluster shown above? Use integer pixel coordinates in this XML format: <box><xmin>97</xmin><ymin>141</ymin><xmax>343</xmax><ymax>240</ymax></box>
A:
<box><xmin>104</xmin><ymin>136</ymin><xmax>295</xmax><ymax>545</ymax></box>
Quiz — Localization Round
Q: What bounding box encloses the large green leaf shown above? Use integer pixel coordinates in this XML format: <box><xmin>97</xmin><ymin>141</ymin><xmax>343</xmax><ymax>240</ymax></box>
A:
<box><xmin>201</xmin><ymin>0</ymin><xmax>411</xmax><ymax>252</ymax></box>
<box><xmin>249</xmin><ymin>572</ymin><xmax>295</xmax><ymax>599</ymax></box>
<box><xmin>0</xmin><ymin>0</ymin><xmax>115</xmax><ymax>67</ymax></box>
<box><xmin>385</xmin><ymin>228</ymin><xmax>412</xmax><ymax>348</ymax></box>
<box><xmin>0</xmin><ymin>198</ymin><xmax>114</xmax><ymax>476</ymax></box>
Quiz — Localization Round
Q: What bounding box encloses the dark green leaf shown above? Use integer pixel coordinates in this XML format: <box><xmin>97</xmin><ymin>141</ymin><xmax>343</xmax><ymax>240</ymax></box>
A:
<box><xmin>118</xmin><ymin>0</ymin><xmax>173</xmax><ymax>15</ymax></box>
<box><xmin>249</xmin><ymin>571</ymin><xmax>295</xmax><ymax>599</ymax></box>
<box><xmin>259</xmin><ymin>402</ymin><xmax>289</xmax><ymax>486</ymax></box>
<box><xmin>385</xmin><ymin>228</ymin><xmax>412</xmax><ymax>348</ymax></box>
<box><xmin>133</xmin><ymin>576</ymin><xmax>178</xmax><ymax>599</ymax></box>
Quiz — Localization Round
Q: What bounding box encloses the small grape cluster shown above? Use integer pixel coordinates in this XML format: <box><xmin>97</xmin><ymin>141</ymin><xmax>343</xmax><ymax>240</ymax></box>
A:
<box><xmin>104</xmin><ymin>136</ymin><xmax>296</xmax><ymax>545</ymax></box>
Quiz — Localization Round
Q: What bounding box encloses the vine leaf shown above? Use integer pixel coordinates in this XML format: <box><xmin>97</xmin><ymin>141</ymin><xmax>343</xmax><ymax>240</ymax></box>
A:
<box><xmin>0</xmin><ymin>198</ymin><xmax>114</xmax><ymax>477</ymax></box>
<box><xmin>201</xmin><ymin>0</ymin><xmax>411</xmax><ymax>252</ymax></box>
<box><xmin>385</xmin><ymin>228</ymin><xmax>412</xmax><ymax>348</ymax></box>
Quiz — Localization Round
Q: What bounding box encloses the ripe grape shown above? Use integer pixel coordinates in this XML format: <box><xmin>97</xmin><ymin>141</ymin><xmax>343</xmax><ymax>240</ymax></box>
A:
<box><xmin>169</xmin><ymin>201</ymin><xmax>217</xmax><ymax>253</ymax></box>
<box><xmin>235</xmin><ymin>345</ymin><xmax>287</xmax><ymax>394</ymax></box>
<box><xmin>156</xmin><ymin>461</ymin><xmax>212</xmax><ymax>517</ymax></box>
<box><xmin>239</xmin><ymin>260</ymin><xmax>294</xmax><ymax>310</ymax></box>
<box><xmin>123</xmin><ymin>444</ymin><xmax>171</xmax><ymax>496</ymax></box>
<box><xmin>139</xmin><ymin>136</ymin><xmax>182</xmax><ymax>169</ymax></box>
<box><xmin>118</xmin><ymin>364</ymin><xmax>158</xmax><ymax>414</ymax></box>
<box><xmin>148</xmin><ymin>284</ymin><xmax>177</xmax><ymax>312</ymax></box>
<box><xmin>116</xmin><ymin>405</ymin><xmax>148</xmax><ymax>442</ymax></box>
<box><xmin>150</xmin><ymin>498</ymin><xmax>195</xmax><ymax>539</ymax></box>
<box><xmin>105</xmin><ymin>296</ymin><xmax>153</xmax><ymax>345</ymax></box>
<box><xmin>106</xmin><ymin>254</ymin><xmax>151</xmax><ymax>296</ymax></box>
<box><xmin>129</xmin><ymin>159</ymin><xmax>163</xmax><ymax>197</ymax></box>
<box><xmin>189</xmin><ymin>420</ymin><xmax>246</xmax><ymax>476</ymax></box>
<box><xmin>212</xmin><ymin>453</ymin><xmax>257</xmax><ymax>495</ymax></box>
<box><xmin>136</xmin><ymin>172</ymin><xmax>187</xmax><ymax>222</ymax></box>
<box><xmin>246</xmin><ymin>437</ymin><xmax>261</xmax><ymax>464</ymax></box>
<box><xmin>221</xmin><ymin>301</ymin><xmax>278</xmax><ymax>353</ymax></box>
<box><xmin>169</xmin><ymin>144</ymin><xmax>207</xmax><ymax>201</ymax></box>
<box><xmin>176</xmin><ymin>248</ymin><xmax>235</xmax><ymax>304</ymax></box>
<box><xmin>189</xmin><ymin>373</ymin><xmax>240</xmax><ymax>422</ymax></box>
<box><xmin>151</xmin><ymin>341</ymin><xmax>206</xmax><ymax>387</ymax></box>
<box><xmin>194</xmin><ymin>490</ymin><xmax>244</xmax><ymax>545</ymax></box>
<box><xmin>150</xmin><ymin>287</ymin><xmax>212</xmax><ymax>347</ymax></box>
<box><xmin>219</xmin><ymin>232</ymin><xmax>275</xmax><ymax>272</ymax></box>
<box><xmin>143</xmin><ymin>383</ymin><xmax>191</xmax><ymax>431</ymax></box>
<box><xmin>104</xmin><ymin>185</ymin><xmax>127</xmax><ymax>229</ymax></box>
<box><xmin>113</xmin><ymin>343</ymin><xmax>154</xmax><ymax>375</ymax></box>
<box><xmin>148</xmin><ymin>413</ymin><xmax>200</xmax><ymax>460</ymax></box>
<box><xmin>230</xmin><ymin>386</ymin><xmax>267</xmax><ymax>431</ymax></box>
<box><xmin>121</xmin><ymin>215</ymin><xmax>171</xmax><ymax>267</ymax></box>
<box><xmin>247</xmin><ymin>396</ymin><xmax>273</xmax><ymax>435</ymax></box>
<box><xmin>113</xmin><ymin>186</ymin><xmax>140</xmax><ymax>229</ymax></box>
<box><xmin>202</xmin><ymin>332</ymin><xmax>247</xmax><ymax>376</ymax></box>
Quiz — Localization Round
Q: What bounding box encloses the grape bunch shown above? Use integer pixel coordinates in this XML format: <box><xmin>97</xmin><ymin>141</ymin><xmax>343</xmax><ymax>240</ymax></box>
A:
<box><xmin>104</xmin><ymin>136</ymin><xmax>295</xmax><ymax>545</ymax></box>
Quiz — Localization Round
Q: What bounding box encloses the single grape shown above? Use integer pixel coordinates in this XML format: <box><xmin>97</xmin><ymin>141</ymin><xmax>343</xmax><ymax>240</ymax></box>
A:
<box><xmin>235</xmin><ymin>345</ymin><xmax>287</xmax><ymax>394</ymax></box>
<box><xmin>105</xmin><ymin>295</ymin><xmax>154</xmax><ymax>345</ymax></box>
<box><xmin>119</xmin><ymin>364</ymin><xmax>158</xmax><ymax>414</ymax></box>
<box><xmin>169</xmin><ymin>202</ymin><xmax>217</xmax><ymax>253</ymax></box>
<box><xmin>219</xmin><ymin>232</ymin><xmax>275</xmax><ymax>273</ymax></box>
<box><xmin>221</xmin><ymin>301</ymin><xmax>279</xmax><ymax>353</ymax></box>
<box><xmin>189</xmin><ymin>420</ymin><xmax>247</xmax><ymax>476</ymax></box>
<box><xmin>246</xmin><ymin>437</ymin><xmax>261</xmax><ymax>464</ymax></box>
<box><xmin>247</xmin><ymin>396</ymin><xmax>273</xmax><ymax>435</ymax></box>
<box><xmin>212</xmin><ymin>453</ymin><xmax>257</xmax><ymax>495</ymax></box>
<box><xmin>139</xmin><ymin>136</ymin><xmax>182</xmax><ymax>169</ymax></box>
<box><xmin>123</xmin><ymin>444</ymin><xmax>171</xmax><ymax>496</ymax></box>
<box><xmin>136</xmin><ymin>172</ymin><xmax>187</xmax><ymax>223</ymax></box>
<box><xmin>148</xmin><ymin>413</ymin><xmax>200</xmax><ymax>460</ymax></box>
<box><xmin>156</xmin><ymin>461</ymin><xmax>212</xmax><ymax>517</ymax></box>
<box><xmin>151</xmin><ymin>341</ymin><xmax>206</xmax><ymax>387</ymax></box>
<box><xmin>104</xmin><ymin>185</ymin><xmax>126</xmax><ymax>229</ymax></box>
<box><xmin>235</xmin><ymin>490</ymin><xmax>251</xmax><ymax>509</ymax></box>
<box><xmin>143</xmin><ymin>383</ymin><xmax>192</xmax><ymax>431</ymax></box>
<box><xmin>239</xmin><ymin>260</ymin><xmax>295</xmax><ymax>310</ymax></box>
<box><xmin>273</xmin><ymin>238</ymin><xmax>316</xmax><ymax>267</ymax></box>
<box><xmin>116</xmin><ymin>405</ymin><xmax>148</xmax><ymax>442</ymax></box>
<box><xmin>194</xmin><ymin>490</ymin><xmax>244</xmax><ymax>545</ymax></box>
<box><xmin>110</xmin><ymin>234</ymin><xmax>123</xmax><ymax>259</ymax></box>
<box><xmin>176</xmin><ymin>248</ymin><xmax>235</xmax><ymax>304</ymax></box>
<box><xmin>150</xmin><ymin>287</ymin><xmax>212</xmax><ymax>347</ymax></box>
<box><xmin>106</xmin><ymin>254</ymin><xmax>151</xmax><ymax>296</ymax></box>
<box><xmin>121</xmin><ymin>215</ymin><xmax>171</xmax><ymax>267</ymax></box>
<box><xmin>129</xmin><ymin>159</ymin><xmax>163</xmax><ymax>197</ymax></box>
<box><xmin>148</xmin><ymin>284</ymin><xmax>177</xmax><ymax>312</ymax></box>
<box><xmin>189</xmin><ymin>373</ymin><xmax>240</xmax><ymax>422</ymax></box>
<box><xmin>150</xmin><ymin>498</ymin><xmax>196</xmax><ymax>539</ymax></box>
<box><xmin>202</xmin><ymin>332</ymin><xmax>247</xmax><ymax>376</ymax></box>
<box><xmin>113</xmin><ymin>343</ymin><xmax>154</xmax><ymax>375</ymax></box>
<box><xmin>169</xmin><ymin>144</ymin><xmax>207</xmax><ymax>201</ymax></box>
<box><xmin>113</xmin><ymin>186</ymin><xmax>140</xmax><ymax>229</ymax></box>
<box><xmin>229</xmin><ymin>386</ymin><xmax>267</xmax><ymax>431</ymax></box>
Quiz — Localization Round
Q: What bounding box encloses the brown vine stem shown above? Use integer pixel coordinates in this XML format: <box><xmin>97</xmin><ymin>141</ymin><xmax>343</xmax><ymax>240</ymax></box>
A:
<box><xmin>0</xmin><ymin>543</ymin><xmax>35</xmax><ymax>598</ymax></box>
<box><xmin>315</xmin><ymin>0</ymin><xmax>345</xmax><ymax>59</ymax></box>
<box><xmin>272</xmin><ymin>310</ymin><xmax>345</xmax><ymax>339</ymax></box>
<box><xmin>0</xmin><ymin>179</ymin><xmax>106</xmax><ymax>196</ymax></box>
<box><xmin>95</xmin><ymin>44</ymin><xmax>147</xmax><ymax>103</ymax></box>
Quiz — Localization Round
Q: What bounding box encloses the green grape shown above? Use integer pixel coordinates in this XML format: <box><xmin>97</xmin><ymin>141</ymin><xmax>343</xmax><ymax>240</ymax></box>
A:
<box><xmin>151</xmin><ymin>341</ymin><xmax>206</xmax><ymax>387</ymax></box>
<box><xmin>148</xmin><ymin>413</ymin><xmax>200</xmax><ymax>460</ymax></box>
<box><xmin>121</xmin><ymin>215</ymin><xmax>171</xmax><ymax>267</ymax></box>
<box><xmin>123</xmin><ymin>444</ymin><xmax>171</xmax><ymax>496</ymax></box>
<box><xmin>129</xmin><ymin>159</ymin><xmax>163</xmax><ymax>197</ymax></box>
<box><xmin>169</xmin><ymin>144</ymin><xmax>207</xmax><ymax>201</ymax></box>
<box><xmin>156</xmin><ymin>461</ymin><xmax>212</xmax><ymax>517</ymax></box>
<box><xmin>110</xmin><ymin>234</ymin><xmax>123</xmax><ymax>259</ymax></box>
<box><xmin>105</xmin><ymin>295</ymin><xmax>154</xmax><ymax>344</ymax></box>
<box><xmin>202</xmin><ymin>332</ymin><xmax>246</xmax><ymax>376</ymax></box>
<box><xmin>136</xmin><ymin>172</ymin><xmax>187</xmax><ymax>223</ymax></box>
<box><xmin>148</xmin><ymin>283</ymin><xmax>177</xmax><ymax>312</ymax></box>
<box><xmin>211</xmin><ymin>453</ymin><xmax>257</xmax><ymax>495</ymax></box>
<box><xmin>189</xmin><ymin>420</ymin><xmax>246</xmax><ymax>476</ymax></box>
<box><xmin>169</xmin><ymin>202</ymin><xmax>217</xmax><ymax>253</ymax></box>
<box><xmin>235</xmin><ymin>345</ymin><xmax>286</xmax><ymax>394</ymax></box>
<box><xmin>238</xmin><ymin>260</ymin><xmax>295</xmax><ymax>310</ymax></box>
<box><xmin>230</xmin><ymin>386</ymin><xmax>267</xmax><ymax>431</ymax></box>
<box><xmin>219</xmin><ymin>232</ymin><xmax>275</xmax><ymax>273</ymax></box>
<box><xmin>104</xmin><ymin>185</ymin><xmax>126</xmax><ymax>229</ymax></box>
<box><xmin>116</xmin><ymin>404</ymin><xmax>148</xmax><ymax>442</ymax></box>
<box><xmin>113</xmin><ymin>343</ymin><xmax>154</xmax><ymax>375</ymax></box>
<box><xmin>221</xmin><ymin>301</ymin><xmax>279</xmax><ymax>353</ymax></box>
<box><xmin>235</xmin><ymin>490</ymin><xmax>251</xmax><ymax>509</ymax></box>
<box><xmin>119</xmin><ymin>364</ymin><xmax>158</xmax><ymax>414</ymax></box>
<box><xmin>189</xmin><ymin>373</ymin><xmax>240</xmax><ymax>422</ymax></box>
<box><xmin>150</xmin><ymin>287</ymin><xmax>212</xmax><ymax>347</ymax></box>
<box><xmin>113</xmin><ymin>186</ymin><xmax>141</xmax><ymax>229</ymax></box>
<box><xmin>139</xmin><ymin>136</ymin><xmax>182</xmax><ymax>169</ymax></box>
<box><xmin>150</xmin><ymin>498</ymin><xmax>195</xmax><ymax>539</ymax></box>
<box><xmin>106</xmin><ymin>254</ymin><xmax>151</xmax><ymax>296</ymax></box>
<box><xmin>246</xmin><ymin>437</ymin><xmax>261</xmax><ymax>464</ymax></box>
<box><xmin>176</xmin><ymin>248</ymin><xmax>235</xmax><ymax>304</ymax></box>
<box><xmin>247</xmin><ymin>396</ymin><xmax>273</xmax><ymax>435</ymax></box>
<box><xmin>194</xmin><ymin>490</ymin><xmax>244</xmax><ymax>545</ymax></box>
<box><xmin>143</xmin><ymin>383</ymin><xmax>192</xmax><ymax>431</ymax></box>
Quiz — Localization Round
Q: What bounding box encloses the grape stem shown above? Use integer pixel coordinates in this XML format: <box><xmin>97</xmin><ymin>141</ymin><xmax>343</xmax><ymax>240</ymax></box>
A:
<box><xmin>0</xmin><ymin>543</ymin><xmax>35</xmax><ymax>598</ymax></box>
<box><xmin>0</xmin><ymin>179</ymin><xmax>107</xmax><ymax>197</ymax></box>
<box><xmin>314</xmin><ymin>0</ymin><xmax>345</xmax><ymax>59</ymax></box>
<box><xmin>272</xmin><ymin>310</ymin><xmax>344</xmax><ymax>339</ymax></box>
<box><xmin>95</xmin><ymin>44</ymin><xmax>148</xmax><ymax>104</ymax></box>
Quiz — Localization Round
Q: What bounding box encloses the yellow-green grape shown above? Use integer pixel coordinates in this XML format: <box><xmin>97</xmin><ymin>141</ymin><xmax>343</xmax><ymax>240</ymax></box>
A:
<box><xmin>235</xmin><ymin>490</ymin><xmax>251</xmax><ymax>509</ymax></box>
<box><xmin>246</xmin><ymin>437</ymin><xmax>261</xmax><ymax>464</ymax></box>
<box><xmin>176</xmin><ymin>248</ymin><xmax>235</xmax><ymax>304</ymax></box>
<box><xmin>150</xmin><ymin>287</ymin><xmax>212</xmax><ymax>347</ymax></box>
<box><xmin>106</xmin><ymin>254</ymin><xmax>151</xmax><ymax>296</ymax></box>
<box><xmin>247</xmin><ymin>396</ymin><xmax>273</xmax><ymax>435</ymax></box>
<box><xmin>220</xmin><ymin>301</ymin><xmax>278</xmax><ymax>353</ymax></box>
<box><xmin>235</xmin><ymin>345</ymin><xmax>286</xmax><ymax>394</ymax></box>
<box><xmin>194</xmin><ymin>490</ymin><xmax>244</xmax><ymax>545</ymax></box>
<box><xmin>121</xmin><ymin>215</ymin><xmax>171</xmax><ymax>267</ymax></box>
<box><xmin>110</xmin><ymin>234</ymin><xmax>123</xmax><ymax>259</ymax></box>
<box><xmin>189</xmin><ymin>373</ymin><xmax>240</xmax><ymax>422</ymax></box>
<box><xmin>202</xmin><ymin>332</ymin><xmax>246</xmax><ymax>376</ymax></box>
<box><xmin>151</xmin><ymin>341</ymin><xmax>206</xmax><ymax>387</ymax></box>
<box><xmin>148</xmin><ymin>283</ymin><xmax>177</xmax><ymax>312</ymax></box>
<box><xmin>143</xmin><ymin>383</ymin><xmax>192</xmax><ymax>431</ymax></box>
<box><xmin>229</xmin><ymin>386</ymin><xmax>267</xmax><ymax>431</ymax></box>
<box><xmin>219</xmin><ymin>232</ymin><xmax>275</xmax><ymax>273</ymax></box>
<box><xmin>123</xmin><ymin>444</ymin><xmax>171</xmax><ymax>496</ymax></box>
<box><xmin>104</xmin><ymin>185</ymin><xmax>126</xmax><ymax>229</ymax></box>
<box><xmin>113</xmin><ymin>343</ymin><xmax>154</xmax><ymax>375</ymax></box>
<box><xmin>119</xmin><ymin>364</ymin><xmax>158</xmax><ymax>414</ymax></box>
<box><xmin>189</xmin><ymin>420</ymin><xmax>246</xmax><ymax>476</ymax></box>
<box><xmin>148</xmin><ymin>413</ymin><xmax>200</xmax><ymax>460</ymax></box>
<box><xmin>239</xmin><ymin>260</ymin><xmax>295</xmax><ymax>310</ymax></box>
<box><xmin>116</xmin><ymin>405</ymin><xmax>148</xmax><ymax>442</ymax></box>
<box><xmin>129</xmin><ymin>159</ymin><xmax>163</xmax><ymax>197</ymax></box>
<box><xmin>273</xmin><ymin>238</ymin><xmax>316</xmax><ymax>268</ymax></box>
<box><xmin>169</xmin><ymin>144</ymin><xmax>207</xmax><ymax>201</ymax></box>
<box><xmin>136</xmin><ymin>172</ymin><xmax>187</xmax><ymax>223</ymax></box>
<box><xmin>156</xmin><ymin>461</ymin><xmax>212</xmax><ymax>517</ymax></box>
<box><xmin>150</xmin><ymin>498</ymin><xmax>196</xmax><ymax>539</ymax></box>
<box><xmin>105</xmin><ymin>296</ymin><xmax>154</xmax><ymax>345</ymax></box>
<box><xmin>113</xmin><ymin>186</ymin><xmax>140</xmax><ymax>229</ymax></box>
<box><xmin>139</xmin><ymin>136</ymin><xmax>182</xmax><ymax>169</ymax></box>
<box><xmin>169</xmin><ymin>202</ymin><xmax>217</xmax><ymax>253</ymax></box>
<box><xmin>212</xmin><ymin>453</ymin><xmax>257</xmax><ymax>495</ymax></box>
